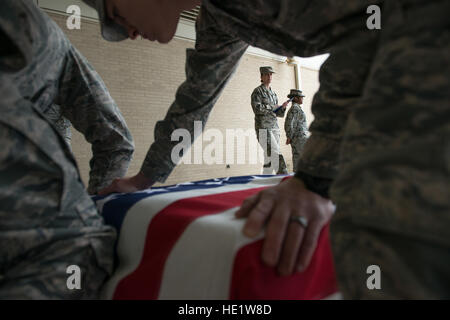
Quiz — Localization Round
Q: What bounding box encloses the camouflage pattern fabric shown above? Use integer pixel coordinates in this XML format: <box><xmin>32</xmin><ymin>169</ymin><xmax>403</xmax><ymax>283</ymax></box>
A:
<box><xmin>45</xmin><ymin>104</ymin><xmax>73</xmax><ymax>147</ymax></box>
<box><xmin>328</xmin><ymin>0</ymin><xmax>450</xmax><ymax>298</ymax></box>
<box><xmin>331</xmin><ymin>221</ymin><xmax>450</xmax><ymax>299</ymax></box>
<box><xmin>0</xmin><ymin>0</ymin><xmax>120</xmax><ymax>298</ymax></box>
<box><xmin>138</xmin><ymin>0</ymin><xmax>449</xmax><ymax>298</ymax></box>
<box><xmin>6</xmin><ymin>0</ymin><xmax>134</xmax><ymax>195</ymax></box>
<box><xmin>284</xmin><ymin>102</ymin><xmax>308</xmax><ymax>172</ymax></box>
<box><xmin>0</xmin><ymin>83</ymin><xmax>116</xmax><ymax>299</ymax></box>
<box><xmin>251</xmin><ymin>84</ymin><xmax>285</xmax><ymax>131</ymax></box>
<box><xmin>140</xmin><ymin>7</ymin><xmax>250</xmax><ymax>181</ymax></box>
<box><xmin>140</xmin><ymin>0</ymin><xmax>386</xmax><ymax>183</ymax></box>
<box><xmin>251</xmin><ymin>84</ymin><xmax>288</xmax><ymax>174</ymax></box>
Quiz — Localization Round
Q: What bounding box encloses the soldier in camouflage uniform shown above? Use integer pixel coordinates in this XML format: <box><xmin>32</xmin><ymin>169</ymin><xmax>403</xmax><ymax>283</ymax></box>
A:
<box><xmin>251</xmin><ymin>66</ymin><xmax>289</xmax><ymax>175</ymax></box>
<box><xmin>84</xmin><ymin>0</ymin><xmax>450</xmax><ymax>298</ymax></box>
<box><xmin>284</xmin><ymin>89</ymin><xmax>308</xmax><ymax>172</ymax></box>
<box><xmin>0</xmin><ymin>0</ymin><xmax>134</xmax><ymax>298</ymax></box>
<box><xmin>9</xmin><ymin>3</ymin><xmax>134</xmax><ymax>196</ymax></box>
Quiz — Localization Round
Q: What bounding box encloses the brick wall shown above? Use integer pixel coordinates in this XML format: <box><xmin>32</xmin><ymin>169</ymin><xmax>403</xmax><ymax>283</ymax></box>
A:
<box><xmin>49</xmin><ymin>13</ymin><xmax>319</xmax><ymax>187</ymax></box>
<box><xmin>299</xmin><ymin>66</ymin><xmax>320</xmax><ymax>131</ymax></box>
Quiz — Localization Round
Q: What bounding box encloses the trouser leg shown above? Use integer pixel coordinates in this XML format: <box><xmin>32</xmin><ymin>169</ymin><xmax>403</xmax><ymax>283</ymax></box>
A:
<box><xmin>271</xmin><ymin>130</ymin><xmax>287</xmax><ymax>174</ymax></box>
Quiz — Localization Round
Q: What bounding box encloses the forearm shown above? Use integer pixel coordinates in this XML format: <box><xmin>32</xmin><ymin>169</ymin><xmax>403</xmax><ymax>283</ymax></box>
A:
<box><xmin>140</xmin><ymin>7</ymin><xmax>248</xmax><ymax>183</ymax></box>
<box><xmin>296</xmin><ymin>30</ymin><xmax>378</xmax><ymax>184</ymax></box>
<box><xmin>57</xmin><ymin>45</ymin><xmax>135</xmax><ymax>193</ymax></box>
<box><xmin>285</xmin><ymin>125</ymin><xmax>294</xmax><ymax>140</ymax></box>
<box><xmin>251</xmin><ymin>100</ymin><xmax>275</xmax><ymax>117</ymax></box>
<box><xmin>87</xmin><ymin>148</ymin><xmax>133</xmax><ymax>194</ymax></box>
<box><xmin>275</xmin><ymin>106</ymin><xmax>286</xmax><ymax>117</ymax></box>
<box><xmin>292</xmin><ymin>118</ymin><xmax>308</xmax><ymax>140</ymax></box>
<box><xmin>295</xmin><ymin>168</ymin><xmax>333</xmax><ymax>199</ymax></box>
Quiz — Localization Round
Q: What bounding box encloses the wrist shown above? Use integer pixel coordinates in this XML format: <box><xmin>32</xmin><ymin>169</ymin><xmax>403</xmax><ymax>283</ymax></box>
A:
<box><xmin>294</xmin><ymin>171</ymin><xmax>333</xmax><ymax>199</ymax></box>
<box><xmin>133</xmin><ymin>172</ymin><xmax>154</xmax><ymax>189</ymax></box>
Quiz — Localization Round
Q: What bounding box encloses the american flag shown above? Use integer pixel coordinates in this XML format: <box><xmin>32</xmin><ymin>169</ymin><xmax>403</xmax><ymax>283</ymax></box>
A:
<box><xmin>94</xmin><ymin>175</ymin><xmax>338</xmax><ymax>300</ymax></box>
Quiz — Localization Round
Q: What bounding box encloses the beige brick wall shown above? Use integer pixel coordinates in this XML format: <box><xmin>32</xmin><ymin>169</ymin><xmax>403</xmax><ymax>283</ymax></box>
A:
<box><xmin>49</xmin><ymin>13</ymin><xmax>319</xmax><ymax>187</ymax></box>
<box><xmin>299</xmin><ymin>66</ymin><xmax>321</xmax><ymax>132</ymax></box>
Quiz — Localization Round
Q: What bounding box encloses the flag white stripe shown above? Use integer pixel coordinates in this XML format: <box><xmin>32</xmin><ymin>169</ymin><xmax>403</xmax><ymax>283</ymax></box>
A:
<box><xmin>158</xmin><ymin>208</ymin><xmax>263</xmax><ymax>300</ymax></box>
<box><xmin>323</xmin><ymin>292</ymin><xmax>343</xmax><ymax>300</ymax></box>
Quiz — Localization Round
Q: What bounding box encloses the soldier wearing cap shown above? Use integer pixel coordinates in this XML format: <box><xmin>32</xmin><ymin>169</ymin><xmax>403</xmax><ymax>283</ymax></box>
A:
<box><xmin>284</xmin><ymin>89</ymin><xmax>308</xmax><ymax>172</ymax></box>
<box><xmin>250</xmin><ymin>66</ymin><xmax>289</xmax><ymax>174</ymax></box>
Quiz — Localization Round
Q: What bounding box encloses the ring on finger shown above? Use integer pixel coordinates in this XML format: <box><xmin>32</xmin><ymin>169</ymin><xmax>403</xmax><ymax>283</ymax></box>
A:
<box><xmin>289</xmin><ymin>215</ymin><xmax>308</xmax><ymax>228</ymax></box>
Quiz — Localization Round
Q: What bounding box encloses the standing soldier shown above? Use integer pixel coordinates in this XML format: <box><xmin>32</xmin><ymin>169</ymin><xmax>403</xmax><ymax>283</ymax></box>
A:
<box><xmin>284</xmin><ymin>89</ymin><xmax>308</xmax><ymax>172</ymax></box>
<box><xmin>251</xmin><ymin>66</ymin><xmax>290</xmax><ymax>175</ymax></box>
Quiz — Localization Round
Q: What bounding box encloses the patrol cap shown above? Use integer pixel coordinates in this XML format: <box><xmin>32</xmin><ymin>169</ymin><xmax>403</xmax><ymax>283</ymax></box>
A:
<box><xmin>81</xmin><ymin>0</ymin><xmax>128</xmax><ymax>42</ymax></box>
<box><xmin>260</xmin><ymin>66</ymin><xmax>276</xmax><ymax>75</ymax></box>
<box><xmin>287</xmin><ymin>89</ymin><xmax>306</xmax><ymax>98</ymax></box>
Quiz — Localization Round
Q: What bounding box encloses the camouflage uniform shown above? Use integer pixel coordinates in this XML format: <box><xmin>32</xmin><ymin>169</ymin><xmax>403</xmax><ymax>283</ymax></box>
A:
<box><xmin>251</xmin><ymin>84</ymin><xmax>288</xmax><ymax>174</ymax></box>
<box><xmin>0</xmin><ymin>0</ymin><xmax>129</xmax><ymax>298</ymax></box>
<box><xmin>86</xmin><ymin>0</ymin><xmax>450</xmax><ymax>298</ymax></box>
<box><xmin>284</xmin><ymin>102</ymin><xmax>308</xmax><ymax>172</ymax></box>
<box><xmin>45</xmin><ymin>104</ymin><xmax>73</xmax><ymax>148</ymax></box>
<box><xmin>9</xmin><ymin>3</ymin><xmax>134</xmax><ymax>195</ymax></box>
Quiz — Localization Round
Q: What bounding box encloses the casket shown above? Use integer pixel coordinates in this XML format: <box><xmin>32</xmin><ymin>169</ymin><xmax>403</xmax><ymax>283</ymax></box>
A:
<box><xmin>94</xmin><ymin>175</ymin><xmax>338</xmax><ymax>300</ymax></box>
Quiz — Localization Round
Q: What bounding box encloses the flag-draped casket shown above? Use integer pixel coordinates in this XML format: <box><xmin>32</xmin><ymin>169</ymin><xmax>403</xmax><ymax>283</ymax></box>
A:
<box><xmin>94</xmin><ymin>175</ymin><xmax>338</xmax><ymax>300</ymax></box>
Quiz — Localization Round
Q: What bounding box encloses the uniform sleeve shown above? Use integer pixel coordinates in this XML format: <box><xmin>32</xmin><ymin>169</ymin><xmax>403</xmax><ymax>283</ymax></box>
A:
<box><xmin>284</xmin><ymin>108</ymin><xmax>296</xmax><ymax>140</ymax></box>
<box><xmin>55</xmin><ymin>45</ymin><xmax>134</xmax><ymax>194</ymax></box>
<box><xmin>139</xmin><ymin>6</ymin><xmax>249</xmax><ymax>183</ymax></box>
<box><xmin>274</xmin><ymin>105</ymin><xmax>286</xmax><ymax>118</ymax></box>
<box><xmin>293</xmin><ymin>108</ymin><xmax>308</xmax><ymax>138</ymax></box>
<box><xmin>43</xmin><ymin>104</ymin><xmax>72</xmax><ymax>146</ymax></box>
<box><xmin>251</xmin><ymin>89</ymin><xmax>276</xmax><ymax>116</ymax></box>
<box><xmin>296</xmin><ymin>32</ymin><xmax>377</xmax><ymax>180</ymax></box>
<box><xmin>273</xmin><ymin>93</ymin><xmax>286</xmax><ymax>118</ymax></box>
<box><xmin>298</xmin><ymin>109</ymin><xmax>308</xmax><ymax>135</ymax></box>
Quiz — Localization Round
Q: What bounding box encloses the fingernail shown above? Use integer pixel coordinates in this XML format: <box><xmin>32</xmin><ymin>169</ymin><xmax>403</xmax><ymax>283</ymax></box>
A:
<box><xmin>297</xmin><ymin>264</ymin><xmax>305</xmax><ymax>272</ymax></box>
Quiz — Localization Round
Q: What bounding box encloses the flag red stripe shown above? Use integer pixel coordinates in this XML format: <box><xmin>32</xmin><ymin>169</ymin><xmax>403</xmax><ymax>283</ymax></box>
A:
<box><xmin>113</xmin><ymin>187</ymin><xmax>267</xmax><ymax>299</ymax></box>
<box><xmin>229</xmin><ymin>224</ymin><xmax>338</xmax><ymax>300</ymax></box>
